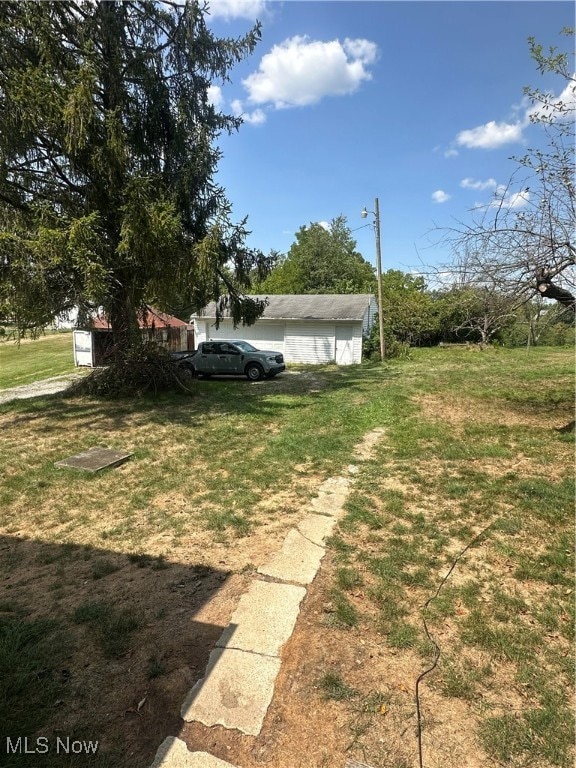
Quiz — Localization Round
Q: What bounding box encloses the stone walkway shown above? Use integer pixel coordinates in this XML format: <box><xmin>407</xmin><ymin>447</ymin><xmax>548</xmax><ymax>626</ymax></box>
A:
<box><xmin>150</xmin><ymin>429</ymin><xmax>386</xmax><ymax>768</ymax></box>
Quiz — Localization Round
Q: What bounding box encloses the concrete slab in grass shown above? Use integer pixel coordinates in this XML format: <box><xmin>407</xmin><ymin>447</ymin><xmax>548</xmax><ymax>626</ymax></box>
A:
<box><xmin>309</xmin><ymin>494</ymin><xmax>341</xmax><ymax>517</ymax></box>
<box><xmin>150</xmin><ymin>737</ymin><xmax>240</xmax><ymax>768</ymax></box>
<box><xmin>297</xmin><ymin>513</ymin><xmax>337</xmax><ymax>546</ymax></box>
<box><xmin>150</xmin><ymin>737</ymin><xmax>188</xmax><ymax>768</ymax></box>
<box><xmin>181</xmin><ymin>647</ymin><xmax>281</xmax><ymax>735</ymax></box>
<box><xmin>217</xmin><ymin>580</ymin><xmax>305</xmax><ymax>656</ymax></box>
<box><xmin>318</xmin><ymin>475</ymin><xmax>350</xmax><ymax>494</ymax></box>
<box><xmin>257</xmin><ymin>528</ymin><xmax>325</xmax><ymax>585</ymax></box>
<box><xmin>55</xmin><ymin>446</ymin><xmax>132</xmax><ymax>472</ymax></box>
<box><xmin>309</xmin><ymin>482</ymin><xmax>350</xmax><ymax>518</ymax></box>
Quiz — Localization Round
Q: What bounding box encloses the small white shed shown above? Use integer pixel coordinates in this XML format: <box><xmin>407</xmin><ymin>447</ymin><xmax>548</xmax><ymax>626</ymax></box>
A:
<box><xmin>192</xmin><ymin>294</ymin><xmax>378</xmax><ymax>365</ymax></box>
<box><xmin>73</xmin><ymin>306</ymin><xmax>191</xmax><ymax>367</ymax></box>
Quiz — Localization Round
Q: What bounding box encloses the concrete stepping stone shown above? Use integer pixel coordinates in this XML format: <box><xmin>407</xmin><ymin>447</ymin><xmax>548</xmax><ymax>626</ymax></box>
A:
<box><xmin>309</xmin><ymin>494</ymin><xmax>346</xmax><ymax>517</ymax></box>
<box><xmin>318</xmin><ymin>475</ymin><xmax>350</xmax><ymax>494</ymax></box>
<box><xmin>150</xmin><ymin>463</ymin><xmax>374</xmax><ymax>766</ymax></box>
<box><xmin>308</xmin><ymin>476</ymin><xmax>351</xmax><ymax>518</ymax></box>
<box><xmin>257</xmin><ymin>528</ymin><xmax>325</xmax><ymax>585</ymax></box>
<box><xmin>216</xmin><ymin>580</ymin><xmax>306</xmax><ymax>656</ymax></box>
<box><xmin>150</xmin><ymin>737</ymin><xmax>239</xmax><ymax>767</ymax></box>
<box><xmin>297</xmin><ymin>513</ymin><xmax>336</xmax><ymax>545</ymax></box>
<box><xmin>181</xmin><ymin>647</ymin><xmax>281</xmax><ymax>735</ymax></box>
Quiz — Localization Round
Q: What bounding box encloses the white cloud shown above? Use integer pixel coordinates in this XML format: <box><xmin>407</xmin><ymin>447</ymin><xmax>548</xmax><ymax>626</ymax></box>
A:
<box><xmin>555</xmin><ymin>79</ymin><xmax>576</xmax><ymax>112</ymax></box>
<box><xmin>242</xmin><ymin>108</ymin><xmax>266</xmax><ymax>125</ymax></box>
<box><xmin>231</xmin><ymin>98</ymin><xmax>267</xmax><ymax>125</ymax></box>
<box><xmin>444</xmin><ymin>148</ymin><xmax>459</xmax><ymax>158</ymax></box>
<box><xmin>207</xmin><ymin>85</ymin><xmax>224</xmax><ymax>109</ymax></box>
<box><xmin>460</xmin><ymin>177</ymin><xmax>498</xmax><ymax>191</ymax></box>
<box><xmin>490</xmin><ymin>189</ymin><xmax>530</xmax><ymax>209</ymax></box>
<box><xmin>526</xmin><ymin>78</ymin><xmax>576</xmax><ymax>122</ymax></box>
<box><xmin>432</xmin><ymin>190</ymin><xmax>450</xmax><ymax>204</ymax></box>
<box><xmin>242</xmin><ymin>35</ymin><xmax>378</xmax><ymax>109</ymax></box>
<box><xmin>452</xmin><ymin>76</ymin><xmax>575</xmax><ymax>153</ymax></box>
<box><xmin>456</xmin><ymin>120</ymin><xmax>524</xmax><ymax>149</ymax></box>
<box><xmin>318</xmin><ymin>221</ymin><xmax>330</xmax><ymax>230</ymax></box>
<box><xmin>342</xmin><ymin>38</ymin><xmax>379</xmax><ymax>64</ymax></box>
<box><xmin>208</xmin><ymin>0</ymin><xmax>267</xmax><ymax>21</ymax></box>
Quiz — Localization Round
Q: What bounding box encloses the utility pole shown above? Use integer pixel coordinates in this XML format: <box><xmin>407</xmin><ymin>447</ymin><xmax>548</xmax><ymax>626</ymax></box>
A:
<box><xmin>374</xmin><ymin>197</ymin><xmax>385</xmax><ymax>359</ymax></box>
<box><xmin>362</xmin><ymin>198</ymin><xmax>385</xmax><ymax>359</ymax></box>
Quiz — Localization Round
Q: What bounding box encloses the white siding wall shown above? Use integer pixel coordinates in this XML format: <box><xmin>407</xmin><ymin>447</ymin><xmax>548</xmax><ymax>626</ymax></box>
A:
<box><xmin>203</xmin><ymin>319</ymin><xmax>285</xmax><ymax>354</ymax></box>
<box><xmin>194</xmin><ymin>320</ymin><xmax>207</xmax><ymax>345</ymax></box>
<box><xmin>363</xmin><ymin>296</ymin><xmax>379</xmax><ymax>335</ymax></box>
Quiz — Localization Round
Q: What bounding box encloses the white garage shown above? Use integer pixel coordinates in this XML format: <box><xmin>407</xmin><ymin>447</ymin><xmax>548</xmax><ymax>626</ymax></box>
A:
<box><xmin>192</xmin><ymin>294</ymin><xmax>377</xmax><ymax>366</ymax></box>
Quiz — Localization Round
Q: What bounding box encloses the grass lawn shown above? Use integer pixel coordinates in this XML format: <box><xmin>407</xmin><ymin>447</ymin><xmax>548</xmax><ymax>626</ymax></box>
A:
<box><xmin>0</xmin><ymin>346</ymin><xmax>573</xmax><ymax>767</ymax></box>
<box><xmin>0</xmin><ymin>332</ymin><xmax>76</xmax><ymax>389</ymax></box>
<box><xmin>317</xmin><ymin>347</ymin><xmax>574</xmax><ymax>768</ymax></box>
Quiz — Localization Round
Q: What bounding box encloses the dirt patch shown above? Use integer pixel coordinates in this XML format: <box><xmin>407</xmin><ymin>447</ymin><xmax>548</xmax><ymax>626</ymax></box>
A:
<box><xmin>352</xmin><ymin>427</ymin><xmax>387</xmax><ymax>461</ymax></box>
<box><xmin>1</xmin><ymin>533</ymin><xmax>252</xmax><ymax>766</ymax></box>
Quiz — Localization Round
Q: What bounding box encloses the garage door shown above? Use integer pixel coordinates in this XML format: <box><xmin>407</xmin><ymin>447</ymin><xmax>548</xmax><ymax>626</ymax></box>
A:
<box><xmin>206</xmin><ymin>320</ymin><xmax>285</xmax><ymax>353</ymax></box>
<box><xmin>284</xmin><ymin>322</ymin><xmax>334</xmax><ymax>364</ymax></box>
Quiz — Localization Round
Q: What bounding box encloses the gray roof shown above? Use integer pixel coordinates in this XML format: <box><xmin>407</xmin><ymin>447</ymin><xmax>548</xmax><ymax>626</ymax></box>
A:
<box><xmin>194</xmin><ymin>294</ymin><xmax>376</xmax><ymax>322</ymax></box>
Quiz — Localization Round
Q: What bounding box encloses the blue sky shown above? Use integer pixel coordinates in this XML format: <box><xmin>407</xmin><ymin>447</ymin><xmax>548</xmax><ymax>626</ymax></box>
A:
<box><xmin>206</xmin><ymin>1</ymin><xmax>574</xmax><ymax>278</ymax></box>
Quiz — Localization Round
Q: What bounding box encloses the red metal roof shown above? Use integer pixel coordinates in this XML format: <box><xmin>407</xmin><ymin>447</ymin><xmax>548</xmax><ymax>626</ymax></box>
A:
<box><xmin>90</xmin><ymin>305</ymin><xmax>187</xmax><ymax>330</ymax></box>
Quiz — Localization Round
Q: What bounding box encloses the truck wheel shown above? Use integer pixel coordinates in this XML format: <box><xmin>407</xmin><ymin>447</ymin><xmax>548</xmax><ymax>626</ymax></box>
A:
<box><xmin>180</xmin><ymin>363</ymin><xmax>196</xmax><ymax>377</ymax></box>
<box><xmin>246</xmin><ymin>363</ymin><xmax>264</xmax><ymax>382</ymax></box>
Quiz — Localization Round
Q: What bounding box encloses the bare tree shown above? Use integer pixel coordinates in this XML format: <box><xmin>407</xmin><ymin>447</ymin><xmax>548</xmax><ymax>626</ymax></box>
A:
<box><xmin>452</xmin><ymin>285</ymin><xmax>518</xmax><ymax>346</ymax></box>
<box><xmin>441</xmin><ymin>30</ymin><xmax>575</xmax><ymax>313</ymax></box>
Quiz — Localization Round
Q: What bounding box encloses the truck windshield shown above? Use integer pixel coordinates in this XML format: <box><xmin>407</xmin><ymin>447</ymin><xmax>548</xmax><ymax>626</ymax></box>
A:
<box><xmin>230</xmin><ymin>340</ymin><xmax>258</xmax><ymax>352</ymax></box>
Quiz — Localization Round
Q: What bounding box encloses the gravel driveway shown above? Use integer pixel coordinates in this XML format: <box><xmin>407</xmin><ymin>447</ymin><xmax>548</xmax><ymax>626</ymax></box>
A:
<box><xmin>0</xmin><ymin>373</ymin><xmax>86</xmax><ymax>405</ymax></box>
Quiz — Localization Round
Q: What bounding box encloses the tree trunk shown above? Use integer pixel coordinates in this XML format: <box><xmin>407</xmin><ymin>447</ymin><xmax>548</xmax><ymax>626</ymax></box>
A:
<box><xmin>536</xmin><ymin>269</ymin><xmax>576</xmax><ymax>312</ymax></box>
<box><xmin>107</xmin><ymin>289</ymin><xmax>141</xmax><ymax>359</ymax></box>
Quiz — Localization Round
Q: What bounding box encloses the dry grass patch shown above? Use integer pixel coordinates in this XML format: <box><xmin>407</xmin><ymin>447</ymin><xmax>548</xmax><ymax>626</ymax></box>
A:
<box><xmin>417</xmin><ymin>391</ymin><xmax>574</xmax><ymax>431</ymax></box>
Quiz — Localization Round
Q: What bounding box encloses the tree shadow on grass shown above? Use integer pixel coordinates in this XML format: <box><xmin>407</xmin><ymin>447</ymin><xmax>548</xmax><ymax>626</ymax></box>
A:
<box><xmin>0</xmin><ymin>534</ymin><xmax>235</xmax><ymax>768</ymax></box>
<box><xmin>0</xmin><ymin>364</ymin><xmax>401</xmax><ymax>434</ymax></box>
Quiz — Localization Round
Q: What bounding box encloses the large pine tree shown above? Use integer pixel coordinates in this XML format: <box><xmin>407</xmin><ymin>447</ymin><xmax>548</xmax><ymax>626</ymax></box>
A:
<box><xmin>0</xmin><ymin>1</ymin><xmax>266</xmax><ymax>347</ymax></box>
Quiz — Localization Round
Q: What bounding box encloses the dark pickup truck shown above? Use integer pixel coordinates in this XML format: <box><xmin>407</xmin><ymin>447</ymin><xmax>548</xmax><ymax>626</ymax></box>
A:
<box><xmin>172</xmin><ymin>339</ymin><xmax>285</xmax><ymax>381</ymax></box>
